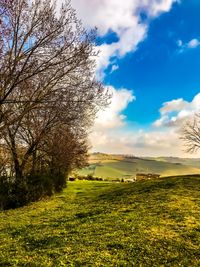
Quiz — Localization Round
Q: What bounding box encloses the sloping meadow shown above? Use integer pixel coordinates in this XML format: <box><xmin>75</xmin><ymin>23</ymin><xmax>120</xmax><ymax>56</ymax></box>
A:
<box><xmin>0</xmin><ymin>176</ymin><xmax>200</xmax><ymax>266</ymax></box>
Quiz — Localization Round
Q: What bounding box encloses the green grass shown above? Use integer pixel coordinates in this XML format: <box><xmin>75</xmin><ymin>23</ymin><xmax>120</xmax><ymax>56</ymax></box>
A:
<box><xmin>0</xmin><ymin>176</ymin><xmax>200</xmax><ymax>266</ymax></box>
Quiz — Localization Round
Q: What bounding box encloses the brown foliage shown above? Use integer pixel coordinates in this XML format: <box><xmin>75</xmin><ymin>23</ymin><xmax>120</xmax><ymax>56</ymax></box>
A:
<box><xmin>0</xmin><ymin>0</ymin><xmax>109</xmax><ymax>192</ymax></box>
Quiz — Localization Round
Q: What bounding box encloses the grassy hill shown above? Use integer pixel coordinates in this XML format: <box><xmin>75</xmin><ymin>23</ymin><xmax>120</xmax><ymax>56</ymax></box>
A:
<box><xmin>0</xmin><ymin>176</ymin><xmax>200</xmax><ymax>266</ymax></box>
<box><xmin>77</xmin><ymin>153</ymin><xmax>200</xmax><ymax>179</ymax></box>
<box><xmin>151</xmin><ymin>156</ymin><xmax>200</xmax><ymax>168</ymax></box>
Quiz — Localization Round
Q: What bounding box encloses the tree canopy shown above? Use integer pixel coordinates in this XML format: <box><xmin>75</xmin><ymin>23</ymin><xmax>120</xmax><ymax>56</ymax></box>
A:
<box><xmin>0</xmin><ymin>0</ymin><xmax>109</xmax><ymax>209</ymax></box>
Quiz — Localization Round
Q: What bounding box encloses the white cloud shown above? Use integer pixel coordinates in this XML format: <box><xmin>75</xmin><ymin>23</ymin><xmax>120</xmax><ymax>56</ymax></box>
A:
<box><xmin>89</xmin><ymin>91</ymin><xmax>200</xmax><ymax>157</ymax></box>
<box><xmin>154</xmin><ymin>93</ymin><xmax>200</xmax><ymax>128</ymax></box>
<box><xmin>70</xmin><ymin>0</ymin><xmax>179</xmax><ymax>76</ymax></box>
<box><xmin>177</xmin><ymin>38</ymin><xmax>200</xmax><ymax>52</ymax></box>
<box><xmin>90</xmin><ymin>86</ymin><xmax>135</xmax><ymax>152</ymax></box>
<box><xmin>177</xmin><ymin>39</ymin><xmax>183</xmax><ymax>47</ymax></box>
<box><xmin>160</xmin><ymin>98</ymin><xmax>189</xmax><ymax>114</ymax></box>
<box><xmin>110</xmin><ymin>64</ymin><xmax>119</xmax><ymax>73</ymax></box>
<box><xmin>188</xmin><ymin>38</ymin><xmax>200</xmax><ymax>48</ymax></box>
<box><xmin>153</xmin><ymin>115</ymin><xmax>169</xmax><ymax>128</ymax></box>
<box><xmin>90</xmin><ymin>127</ymin><xmax>186</xmax><ymax>157</ymax></box>
<box><xmin>142</xmin><ymin>0</ymin><xmax>179</xmax><ymax>17</ymax></box>
<box><xmin>93</xmin><ymin>86</ymin><xmax>135</xmax><ymax>130</ymax></box>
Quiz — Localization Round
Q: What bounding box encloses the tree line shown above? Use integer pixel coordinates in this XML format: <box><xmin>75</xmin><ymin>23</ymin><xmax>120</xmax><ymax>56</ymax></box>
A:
<box><xmin>0</xmin><ymin>0</ymin><xmax>109</xmax><ymax>209</ymax></box>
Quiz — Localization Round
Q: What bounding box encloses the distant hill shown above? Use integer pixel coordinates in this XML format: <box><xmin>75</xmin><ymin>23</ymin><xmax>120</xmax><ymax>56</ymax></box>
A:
<box><xmin>77</xmin><ymin>154</ymin><xmax>200</xmax><ymax>179</ymax></box>
<box><xmin>148</xmin><ymin>157</ymin><xmax>200</xmax><ymax>168</ymax></box>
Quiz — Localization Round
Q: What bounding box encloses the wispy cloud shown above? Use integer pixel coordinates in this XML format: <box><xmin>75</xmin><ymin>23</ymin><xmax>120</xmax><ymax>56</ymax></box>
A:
<box><xmin>177</xmin><ymin>38</ymin><xmax>200</xmax><ymax>52</ymax></box>
<box><xmin>70</xmin><ymin>0</ymin><xmax>179</xmax><ymax>77</ymax></box>
<box><xmin>110</xmin><ymin>64</ymin><xmax>119</xmax><ymax>74</ymax></box>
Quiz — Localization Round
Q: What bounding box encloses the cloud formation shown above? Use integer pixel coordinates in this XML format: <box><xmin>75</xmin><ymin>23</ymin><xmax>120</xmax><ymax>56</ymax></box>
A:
<box><xmin>90</xmin><ymin>86</ymin><xmax>136</xmax><ymax>153</ymax></box>
<box><xmin>188</xmin><ymin>38</ymin><xmax>200</xmax><ymax>48</ymax></box>
<box><xmin>154</xmin><ymin>93</ymin><xmax>200</xmax><ymax>128</ymax></box>
<box><xmin>59</xmin><ymin>0</ymin><xmax>192</xmax><ymax>157</ymax></box>
<box><xmin>177</xmin><ymin>38</ymin><xmax>200</xmax><ymax>52</ymax></box>
<box><xmin>90</xmin><ymin>86</ymin><xmax>135</xmax><ymax>151</ymax></box>
<box><xmin>92</xmin><ymin>86</ymin><xmax>135</xmax><ymax>130</ymax></box>
<box><xmin>90</xmin><ymin>127</ymin><xmax>184</xmax><ymax>157</ymax></box>
<box><xmin>91</xmin><ymin>92</ymin><xmax>200</xmax><ymax>157</ymax></box>
<box><xmin>71</xmin><ymin>0</ymin><xmax>178</xmax><ymax>76</ymax></box>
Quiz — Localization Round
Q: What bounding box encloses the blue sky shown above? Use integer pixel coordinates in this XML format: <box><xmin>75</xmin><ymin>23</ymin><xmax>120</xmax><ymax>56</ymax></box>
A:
<box><xmin>70</xmin><ymin>0</ymin><xmax>200</xmax><ymax>156</ymax></box>
<box><xmin>104</xmin><ymin>0</ymin><xmax>200</xmax><ymax>125</ymax></box>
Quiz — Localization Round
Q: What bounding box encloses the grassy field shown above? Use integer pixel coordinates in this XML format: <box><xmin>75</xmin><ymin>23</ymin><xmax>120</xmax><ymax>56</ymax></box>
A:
<box><xmin>78</xmin><ymin>154</ymin><xmax>200</xmax><ymax>179</ymax></box>
<box><xmin>0</xmin><ymin>175</ymin><xmax>200</xmax><ymax>266</ymax></box>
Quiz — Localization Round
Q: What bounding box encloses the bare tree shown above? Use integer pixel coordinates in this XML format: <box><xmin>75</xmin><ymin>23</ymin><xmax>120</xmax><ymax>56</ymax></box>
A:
<box><xmin>0</xmin><ymin>0</ymin><xmax>110</xmax><ymax>208</ymax></box>
<box><xmin>41</xmin><ymin>125</ymin><xmax>89</xmax><ymax>175</ymax></box>
<box><xmin>181</xmin><ymin>113</ymin><xmax>200</xmax><ymax>153</ymax></box>
<box><xmin>0</xmin><ymin>0</ymin><xmax>107</xmax><ymax>117</ymax></box>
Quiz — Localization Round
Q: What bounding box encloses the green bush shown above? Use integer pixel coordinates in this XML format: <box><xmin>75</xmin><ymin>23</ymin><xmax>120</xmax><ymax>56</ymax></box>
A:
<box><xmin>0</xmin><ymin>172</ymin><xmax>67</xmax><ymax>210</ymax></box>
<box><xmin>86</xmin><ymin>174</ymin><xmax>94</xmax><ymax>181</ymax></box>
<box><xmin>0</xmin><ymin>177</ymin><xmax>28</xmax><ymax>209</ymax></box>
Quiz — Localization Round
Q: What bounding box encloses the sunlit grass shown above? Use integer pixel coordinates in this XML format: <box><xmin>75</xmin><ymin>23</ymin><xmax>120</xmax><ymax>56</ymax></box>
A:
<box><xmin>0</xmin><ymin>176</ymin><xmax>200</xmax><ymax>266</ymax></box>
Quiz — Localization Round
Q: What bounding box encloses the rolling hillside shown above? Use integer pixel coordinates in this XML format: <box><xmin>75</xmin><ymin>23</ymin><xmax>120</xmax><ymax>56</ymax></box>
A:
<box><xmin>77</xmin><ymin>153</ymin><xmax>200</xmax><ymax>179</ymax></box>
<box><xmin>150</xmin><ymin>157</ymin><xmax>200</xmax><ymax>168</ymax></box>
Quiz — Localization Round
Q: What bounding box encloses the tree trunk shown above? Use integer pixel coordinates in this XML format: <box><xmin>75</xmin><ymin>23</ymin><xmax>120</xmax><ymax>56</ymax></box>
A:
<box><xmin>14</xmin><ymin>158</ymin><xmax>23</xmax><ymax>181</ymax></box>
<box><xmin>7</xmin><ymin>130</ymin><xmax>23</xmax><ymax>181</ymax></box>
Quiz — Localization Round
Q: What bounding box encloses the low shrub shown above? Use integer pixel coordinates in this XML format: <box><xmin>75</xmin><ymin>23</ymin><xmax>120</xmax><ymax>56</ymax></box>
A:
<box><xmin>0</xmin><ymin>172</ymin><xmax>67</xmax><ymax>210</ymax></box>
<box><xmin>86</xmin><ymin>174</ymin><xmax>95</xmax><ymax>181</ymax></box>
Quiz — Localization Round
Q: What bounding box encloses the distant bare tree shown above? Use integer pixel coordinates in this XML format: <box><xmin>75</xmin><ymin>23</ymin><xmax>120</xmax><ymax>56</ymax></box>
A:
<box><xmin>181</xmin><ymin>114</ymin><xmax>200</xmax><ymax>153</ymax></box>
